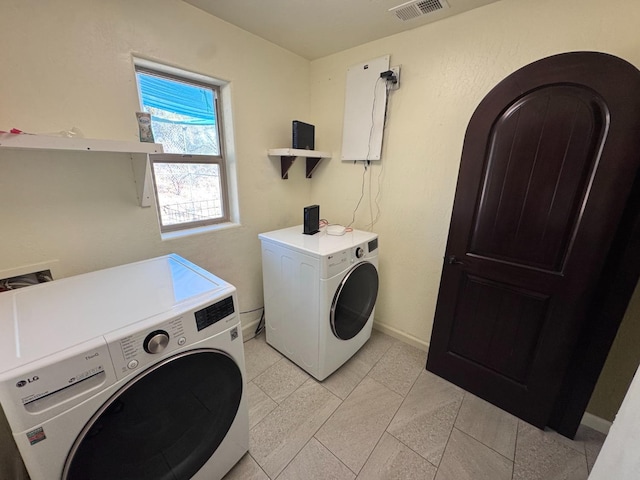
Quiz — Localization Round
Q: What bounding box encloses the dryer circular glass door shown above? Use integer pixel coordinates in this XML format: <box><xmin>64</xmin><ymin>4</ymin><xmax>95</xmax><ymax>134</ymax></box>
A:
<box><xmin>63</xmin><ymin>349</ymin><xmax>243</xmax><ymax>480</ymax></box>
<box><xmin>330</xmin><ymin>261</ymin><xmax>379</xmax><ymax>340</ymax></box>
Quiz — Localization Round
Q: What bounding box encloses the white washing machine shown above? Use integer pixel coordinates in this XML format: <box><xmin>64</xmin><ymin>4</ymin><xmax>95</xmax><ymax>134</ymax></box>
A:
<box><xmin>259</xmin><ymin>225</ymin><xmax>379</xmax><ymax>380</ymax></box>
<box><xmin>0</xmin><ymin>254</ymin><xmax>248</xmax><ymax>480</ymax></box>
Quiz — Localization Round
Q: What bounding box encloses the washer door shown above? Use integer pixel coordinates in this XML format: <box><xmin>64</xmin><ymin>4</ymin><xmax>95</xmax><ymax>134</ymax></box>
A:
<box><xmin>330</xmin><ymin>261</ymin><xmax>379</xmax><ymax>340</ymax></box>
<box><xmin>63</xmin><ymin>349</ymin><xmax>242</xmax><ymax>480</ymax></box>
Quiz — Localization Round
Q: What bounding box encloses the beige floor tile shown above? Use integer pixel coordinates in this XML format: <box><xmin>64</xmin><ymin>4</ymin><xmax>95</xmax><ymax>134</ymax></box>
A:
<box><xmin>454</xmin><ymin>393</ymin><xmax>518</xmax><ymax>459</ymax></box>
<box><xmin>321</xmin><ymin>331</ymin><xmax>398</xmax><ymax>400</ymax></box>
<box><xmin>575</xmin><ymin>425</ymin><xmax>607</xmax><ymax>473</ymax></box>
<box><xmin>368</xmin><ymin>341</ymin><xmax>426</xmax><ymax>396</ymax></box>
<box><xmin>322</xmin><ymin>354</ymin><xmax>372</xmax><ymax>400</ymax></box>
<box><xmin>356</xmin><ymin>330</ymin><xmax>398</xmax><ymax>368</ymax></box>
<box><xmin>246</xmin><ymin>381</ymin><xmax>278</xmax><ymax>429</ymax></box>
<box><xmin>387</xmin><ymin>371</ymin><xmax>464</xmax><ymax>466</ymax></box>
<box><xmin>253</xmin><ymin>357</ymin><xmax>310</xmax><ymax>403</ymax></box>
<box><xmin>513</xmin><ymin>421</ymin><xmax>589</xmax><ymax>480</ymax></box>
<box><xmin>357</xmin><ymin>432</ymin><xmax>437</xmax><ymax>480</ymax></box>
<box><xmin>435</xmin><ymin>428</ymin><xmax>512</xmax><ymax>480</ymax></box>
<box><xmin>250</xmin><ymin>379</ymin><xmax>341</xmax><ymax>478</ymax></box>
<box><xmin>241</xmin><ymin>331</ymin><xmax>594</xmax><ymax>480</ymax></box>
<box><xmin>244</xmin><ymin>336</ymin><xmax>283</xmax><ymax>381</ymax></box>
<box><xmin>222</xmin><ymin>453</ymin><xmax>269</xmax><ymax>480</ymax></box>
<box><xmin>277</xmin><ymin>438</ymin><xmax>355</xmax><ymax>480</ymax></box>
<box><xmin>316</xmin><ymin>376</ymin><xmax>403</xmax><ymax>473</ymax></box>
<box><xmin>544</xmin><ymin>427</ymin><xmax>586</xmax><ymax>453</ymax></box>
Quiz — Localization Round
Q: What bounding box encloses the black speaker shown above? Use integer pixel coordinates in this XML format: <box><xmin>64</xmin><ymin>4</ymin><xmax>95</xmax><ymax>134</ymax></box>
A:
<box><xmin>292</xmin><ymin>121</ymin><xmax>315</xmax><ymax>150</ymax></box>
<box><xmin>303</xmin><ymin>205</ymin><xmax>320</xmax><ymax>235</ymax></box>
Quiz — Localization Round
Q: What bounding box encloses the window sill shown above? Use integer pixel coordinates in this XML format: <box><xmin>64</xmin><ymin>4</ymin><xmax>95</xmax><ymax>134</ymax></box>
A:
<box><xmin>160</xmin><ymin>222</ymin><xmax>241</xmax><ymax>241</ymax></box>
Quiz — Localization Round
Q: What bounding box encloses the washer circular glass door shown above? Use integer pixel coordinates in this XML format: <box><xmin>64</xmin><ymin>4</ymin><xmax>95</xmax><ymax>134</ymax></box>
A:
<box><xmin>63</xmin><ymin>349</ymin><xmax>243</xmax><ymax>480</ymax></box>
<box><xmin>330</xmin><ymin>261</ymin><xmax>379</xmax><ymax>340</ymax></box>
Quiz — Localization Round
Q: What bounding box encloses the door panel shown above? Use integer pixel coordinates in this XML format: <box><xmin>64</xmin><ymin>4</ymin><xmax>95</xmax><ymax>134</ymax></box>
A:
<box><xmin>470</xmin><ymin>86</ymin><xmax>607</xmax><ymax>272</ymax></box>
<box><xmin>427</xmin><ymin>52</ymin><xmax>640</xmax><ymax>428</ymax></box>
<box><xmin>449</xmin><ymin>273</ymin><xmax>549</xmax><ymax>384</ymax></box>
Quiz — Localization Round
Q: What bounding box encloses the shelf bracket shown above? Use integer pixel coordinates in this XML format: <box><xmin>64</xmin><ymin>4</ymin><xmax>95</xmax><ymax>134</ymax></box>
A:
<box><xmin>306</xmin><ymin>157</ymin><xmax>322</xmax><ymax>178</ymax></box>
<box><xmin>131</xmin><ymin>154</ymin><xmax>153</xmax><ymax>207</ymax></box>
<box><xmin>280</xmin><ymin>156</ymin><xmax>296</xmax><ymax>179</ymax></box>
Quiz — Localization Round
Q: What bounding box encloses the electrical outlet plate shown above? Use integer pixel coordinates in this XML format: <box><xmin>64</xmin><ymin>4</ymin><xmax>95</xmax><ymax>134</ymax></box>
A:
<box><xmin>389</xmin><ymin>65</ymin><xmax>401</xmax><ymax>90</ymax></box>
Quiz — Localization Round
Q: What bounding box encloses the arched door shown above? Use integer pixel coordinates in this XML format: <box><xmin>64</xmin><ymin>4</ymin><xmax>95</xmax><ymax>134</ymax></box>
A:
<box><xmin>63</xmin><ymin>349</ymin><xmax>243</xmax><ymax>480</ymax></box>
<box><xmin>426</xmin><ymin>52</ymin><xmax>640</xmax><ymax>429</ymax></box>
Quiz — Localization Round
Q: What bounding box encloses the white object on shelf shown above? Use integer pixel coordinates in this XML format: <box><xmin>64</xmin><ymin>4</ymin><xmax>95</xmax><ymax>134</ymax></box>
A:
<box><xmin>0</xmin><ymin>133</ymin><xmax>163</xmax><ymax>154</ymax></box>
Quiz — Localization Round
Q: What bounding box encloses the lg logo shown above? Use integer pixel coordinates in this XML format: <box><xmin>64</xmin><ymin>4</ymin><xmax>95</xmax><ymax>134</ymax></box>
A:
<box><xmin>16</xmin><ymin>376</ymin><xmax>39</xmax><ymax>388</ymax></box>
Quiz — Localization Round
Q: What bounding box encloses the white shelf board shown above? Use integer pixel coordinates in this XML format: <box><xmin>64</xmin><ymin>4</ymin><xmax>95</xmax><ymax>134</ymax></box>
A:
<box><xmin>0</xmin><ymin>134</ymin><xmax>163</xmax><ymax>154</ymax></box>
<box><xmin>268</xmin><ymin>148</ymin><xmax>331</xmax><ymax>158</ymax></box>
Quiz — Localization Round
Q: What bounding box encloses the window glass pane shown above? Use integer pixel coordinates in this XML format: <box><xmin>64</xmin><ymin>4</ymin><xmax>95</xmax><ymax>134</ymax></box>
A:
<box><xmin>153</xmin><ymin>163</ymin><xmax>223</xmax><ymax>226</ymax></box>
<box><xmin>137</xmin><ymin>72</ymin><xmax>219</xmax><ymax>155</ymax></box>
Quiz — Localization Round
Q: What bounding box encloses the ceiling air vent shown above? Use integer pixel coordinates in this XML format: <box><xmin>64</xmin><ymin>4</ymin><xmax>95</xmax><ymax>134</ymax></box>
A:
<box><xmin>389</xmin><ymin>0</ymin><xmax>450</xmax><ymax>21</ymax></box>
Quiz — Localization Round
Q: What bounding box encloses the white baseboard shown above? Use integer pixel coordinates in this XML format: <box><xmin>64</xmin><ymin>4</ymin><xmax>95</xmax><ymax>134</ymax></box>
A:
<box><xmin>581</xmin><ymin>412</ymin><xmax>612</xmax><ymax>435</ymax></box>
<box><xmin>373</xmin><ymin>321</ymin><xmax>430</xmax><ymax>352</ymax></box>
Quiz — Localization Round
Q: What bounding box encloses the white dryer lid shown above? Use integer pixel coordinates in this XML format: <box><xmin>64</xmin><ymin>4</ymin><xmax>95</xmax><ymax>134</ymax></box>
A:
<box><xmin>259</xmin><ymin>225</ymin><xmax>377</xmax><ymax>257</ymax></box>
<box><xmin>0</xmin><ymin>254</ymin><xmax>229</xmax><ymax>374</ymax></box>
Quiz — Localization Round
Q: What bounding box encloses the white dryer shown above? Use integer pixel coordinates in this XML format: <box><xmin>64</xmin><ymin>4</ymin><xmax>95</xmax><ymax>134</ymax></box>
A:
<box><xmin>259</xmin><ymin>226</ymin><xmax>379</xmax><ymax>380</ymax></box>
<box><xmin>0</xmin><ymin>254</ymin><xmax>248</xmax><ymax>480</ymax></box>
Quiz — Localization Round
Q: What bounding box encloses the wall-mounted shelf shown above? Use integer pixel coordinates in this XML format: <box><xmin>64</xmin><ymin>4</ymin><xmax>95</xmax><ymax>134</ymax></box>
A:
<box><xmin>0</xmin><ymin>133</ymin><xmax>163</xmax><ymax>154</ymax></box>
<box><xmin>0</xmin><ymin>133</ymin><xmax>164</xmax><ymax>207</ymax></box>
<box><xmin>268</xmin><ymin>148</ymin><xmax>331</xmax><ymax>179</ymax></box>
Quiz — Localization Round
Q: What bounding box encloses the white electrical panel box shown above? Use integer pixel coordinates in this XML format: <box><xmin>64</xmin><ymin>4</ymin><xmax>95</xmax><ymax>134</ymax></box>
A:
<box><xmin>341</xmin><ymin>55</ymin><xmax>390</xmax><ymax>161</ymax></box>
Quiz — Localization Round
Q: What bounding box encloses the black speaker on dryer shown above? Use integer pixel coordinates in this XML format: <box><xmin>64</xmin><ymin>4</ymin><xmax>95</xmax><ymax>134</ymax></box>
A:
<box><xmin>303</xmin><ymin>205</ymin><xmax>319</xmax><ymax>235</ymax></box>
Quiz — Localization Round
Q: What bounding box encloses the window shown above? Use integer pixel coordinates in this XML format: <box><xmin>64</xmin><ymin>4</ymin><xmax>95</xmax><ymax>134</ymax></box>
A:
<box><xmin>135</xmin><ymin>66</ymin><xmax>230</xmax><ymax>232</ymax></box>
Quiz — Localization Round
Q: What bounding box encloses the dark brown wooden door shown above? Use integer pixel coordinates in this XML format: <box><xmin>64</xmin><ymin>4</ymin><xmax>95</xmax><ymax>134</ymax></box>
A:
<box><xmin>426</xmin><ymin>52</ymin><xmax>640</xmax><ymax>429</ymax></box>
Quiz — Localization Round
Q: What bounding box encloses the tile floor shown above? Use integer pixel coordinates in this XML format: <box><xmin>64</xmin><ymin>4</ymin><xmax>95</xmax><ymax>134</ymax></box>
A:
<box><xmin>224</xmin><ymin>331</ymin><xmax>606</xmax><ymax>480</ymax></box>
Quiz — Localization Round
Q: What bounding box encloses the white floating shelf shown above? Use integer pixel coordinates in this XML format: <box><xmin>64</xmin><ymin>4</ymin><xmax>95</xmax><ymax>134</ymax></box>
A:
<box><xmin>268</xmin><ymin>148</ymin><xmax>331</xmax><ymax>158</ymax></box>
<box><xmin>0</xmin><ymin>133</ymin><xmax>163</xmax><ymax>154</ymax></box>
<box><xmin>1</xmin><ymin>133</ymin><xmax>163</xmax><ymax>207</ymax></box>
<box><xmin>268</xmin><ymin>148</ymin><xmax>331</xmax><ymax>179</ymax></box>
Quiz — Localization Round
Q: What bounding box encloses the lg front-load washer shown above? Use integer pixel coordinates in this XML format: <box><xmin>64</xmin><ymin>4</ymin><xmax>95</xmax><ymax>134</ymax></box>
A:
<box><xmin>259</xmin><ymin>225</ymin><xmax>379</xmax><ymax>380</ymax></box>
<box><xmin>0</xmin><ymin>254</ymin><xmax>248</xmax><ymax>480</ymax></box>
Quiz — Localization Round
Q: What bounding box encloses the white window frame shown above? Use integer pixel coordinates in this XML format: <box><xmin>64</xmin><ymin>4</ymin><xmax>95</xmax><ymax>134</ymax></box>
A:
<box><xmin>133</xmin><ymin>58</ymin><xmax>239</xmax><ymax>235</ymax></box>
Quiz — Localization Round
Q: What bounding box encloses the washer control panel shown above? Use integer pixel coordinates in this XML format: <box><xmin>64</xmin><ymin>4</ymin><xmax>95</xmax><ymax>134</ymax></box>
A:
<box><xmin>111</xmin><ymin>317</ymin><xmax>185</xmax><ymax>379</ymax></box>
<box><xmin>324</xmin><ymin>242</ymin><xmax>376</xmax><ymax>278</ymax></box>
<box><xmin>107</xmin><ymin>294</ymin><xmax>237</xmax><ymax>381</ymax></box>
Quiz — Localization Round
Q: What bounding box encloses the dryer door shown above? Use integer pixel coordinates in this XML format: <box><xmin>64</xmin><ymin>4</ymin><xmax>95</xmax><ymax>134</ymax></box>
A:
<box><xmin>330</xmin><ymin>261</ymin><xmax>379</xmax><ymax>340</ymax></box>
<box><xmin>63</xmin><ymin>349</ymin><xmax>242</xmax><ymax>480</ymax></box>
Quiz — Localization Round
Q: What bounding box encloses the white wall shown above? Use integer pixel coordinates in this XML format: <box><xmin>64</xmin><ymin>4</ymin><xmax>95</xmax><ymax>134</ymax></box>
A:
<box><xmin>308</xmin><ymin>0</ymin><xmax>640</xmax><ymax>348</ymax></box>
<box><xmin>0</xmin><ymin>0</ymin><xmax>312</xmax><ymax>329</ymax></box>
